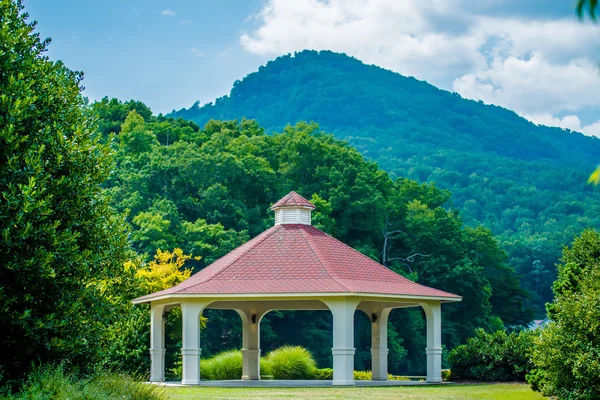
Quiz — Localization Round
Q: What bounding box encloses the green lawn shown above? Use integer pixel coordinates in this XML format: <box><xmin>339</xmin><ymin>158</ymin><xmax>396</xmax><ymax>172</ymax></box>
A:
<box><xmin>167</xmin><ymin>383</ymin><xmax>545</xmax><ymax>400</ymax></box>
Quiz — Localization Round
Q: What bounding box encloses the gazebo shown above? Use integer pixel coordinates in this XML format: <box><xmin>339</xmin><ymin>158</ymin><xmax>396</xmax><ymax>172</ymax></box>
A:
<box><xmin>133</xmin><ymin>191</ymin><xmax>461</xmax><ymax>386</ymax></box>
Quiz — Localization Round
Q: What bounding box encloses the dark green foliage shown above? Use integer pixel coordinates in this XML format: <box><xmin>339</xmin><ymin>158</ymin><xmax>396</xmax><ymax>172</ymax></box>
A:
<box><xmin>530</xmin><ymin>231</ymin><xmax>600</xmax><ymax>399</ymax></box>
<box><xmin>2</xmin><ymin>365</ymin><xmax>166</xmax><ymax>400</ymax></box>
<box><xmin>267</xmin><ymin>346</ymin><xmax>317</xmax><ymax>380</ymax></box>
<box><xmin>172</xmin><ymin>50</ymin><xmax>600</xmax><ymax>316</ymax></box>
<box><xmin>95</xmin><ymin>98</ymin><xmax>531</xmax><ymax>374</ymax></box>
<box><xmin>448</xmin><ymin>328</ymin><xmax>536</xmax><ymax>381</ymax></box>
<box><xmin>549</xmin><ymin>228</ymin><xmax>600</xmax><ymax>315</ymax></box>
<box><xmin>0</xmin><ymin>0</ymin><xmax>130</xmax><ymax>385</ymax></box>
<box><xmin>577</xmin><ymin>0</ymin><xmax>598</xmax><ymax>20</ymax></box>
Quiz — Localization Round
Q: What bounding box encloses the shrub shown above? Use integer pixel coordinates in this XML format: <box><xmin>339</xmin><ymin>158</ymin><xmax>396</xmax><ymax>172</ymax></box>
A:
<box><xmin>448</xmin><ymin>328</ymin><xmax>536</xmax><ymax>381</ymax></box>
<box><xmin>5</xmin><ymin>365</ymin><xmax>165</xmax><ymax>400</ymax></box>
<box><xmin>266</xmin><ymin>346</ymin><xmax>316</xmax><ymax>380</ymax></box>
<box><xmin>388</xmin><ymin>374</ymin><xmax>410</xmax><ymax>381</ymax></box>
<box><xmin>200</xmin><ymin>350</ymin><xmax>243</xmax><ymax>380</ymax></box>
<box><xmin>441</xmin><ymin>369</ymin><xmax>451</xmax><ymax>382</ymax></box>
<box><xmin>313</xmin><ymin>368</ymin><xmax>333</xmax><ymax>380</ymax></box>
<box><xmin>353</xmin><ymin>370</ymin><xmax>372</xmax><ymax>380</ymax></box>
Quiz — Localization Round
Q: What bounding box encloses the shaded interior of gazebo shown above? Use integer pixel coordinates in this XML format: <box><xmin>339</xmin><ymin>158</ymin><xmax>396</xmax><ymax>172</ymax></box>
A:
<box><xmin>133</xmin><ymin>192</ymin><xmax>461</xmax><ymax>386</ymax></box>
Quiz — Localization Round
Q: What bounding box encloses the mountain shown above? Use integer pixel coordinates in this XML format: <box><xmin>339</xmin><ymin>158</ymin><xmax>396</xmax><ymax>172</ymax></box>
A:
<box><xmin>171</xmin><ymin>50</ymin><xmax>600</xmax><ymax>315</ymax></box>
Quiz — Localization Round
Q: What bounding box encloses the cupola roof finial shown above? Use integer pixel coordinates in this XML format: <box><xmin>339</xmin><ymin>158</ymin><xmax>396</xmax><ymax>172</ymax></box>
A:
<box><xmin>270</xmin><ymin>191</ymin><xmax>316</xmax><ymax>210</ymax></box>
<box><xmin>270</xmin><ymin>191</ymin><xmax>315</xmax><ymax>225</ymax></box>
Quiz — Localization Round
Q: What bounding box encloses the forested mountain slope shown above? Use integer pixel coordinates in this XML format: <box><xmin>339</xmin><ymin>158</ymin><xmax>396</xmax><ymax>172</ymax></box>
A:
<box><xmin>171</xmin><ymin>50</ymin><xmax>600</xmax><ymax>315</ymax></box>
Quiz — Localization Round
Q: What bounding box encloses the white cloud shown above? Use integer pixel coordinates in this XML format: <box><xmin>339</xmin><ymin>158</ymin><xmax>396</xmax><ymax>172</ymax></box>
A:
<box><xmin>240</xmin><ymin>0</ymin><xmax>487</xmax><ymax>80</ymax></box>
<box><xmin>240</xmin><ymin>0</ymin><xmax>600</xmax><ymax>136</ymax></box>
<box><xmin>180</xmin><ymin>19</ymin><xmax>193</xmax><ymax>25</ymax></box>
<box><xmin>453</xmin><ymin>53</ymin><xmax>600</xmax><ymax>115</ymax></box>
<box><xmin>525</xmin><ymin>113</ymin><xmax>600</xmax><ymax>138</ymax></box>
<box><xmin>582</xmin><ymin>121</ymin><xmax>600</xmax><ymax>137</ymax></box>
<box><xmin>160</xmin><ymin>9</ymin><xmax>176</xmax><ymax>17</ymax></box>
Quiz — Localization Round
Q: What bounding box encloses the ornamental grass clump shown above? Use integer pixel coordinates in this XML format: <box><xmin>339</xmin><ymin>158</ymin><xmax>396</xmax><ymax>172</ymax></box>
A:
<box><xmin>266</xmin><ymin>345</ymin><xmax>316</xmax><ymax>380</ymax></box>
<box><xmin>260</xmin><ymin>357</ymin><xmax>273</xmax><ymax>378</ymax></box>
<box><xmin>200</xmin><ymin>350</ymin><xmax>243</xmax><ymax>380</ymax></box>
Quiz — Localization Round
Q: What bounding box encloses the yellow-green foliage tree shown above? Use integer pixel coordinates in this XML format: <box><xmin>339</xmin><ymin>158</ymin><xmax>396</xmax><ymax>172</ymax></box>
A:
<box><xmin>136</xmin><ymin>248</ymin><xmax>194</xmax><ymax>294</ymax></box>
<box><xmin>102</xmin><ymin>249</ymin><xmax>201</xmax><ymax>375</ymax></box>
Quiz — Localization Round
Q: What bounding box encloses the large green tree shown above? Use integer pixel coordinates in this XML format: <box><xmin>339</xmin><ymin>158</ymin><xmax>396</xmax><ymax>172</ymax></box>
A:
<box><xmin>0</xmin><ymin>0</ymin><xmax>130</xmax><ymax>384</ymax></box>
<box><xmin>529</xmin><ymin>229</ymin><xmax>600</xmax><ymax>399</ymax></box>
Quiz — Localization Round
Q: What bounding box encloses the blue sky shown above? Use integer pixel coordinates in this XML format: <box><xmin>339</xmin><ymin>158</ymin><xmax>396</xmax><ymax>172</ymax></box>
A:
<box><xmin>26</xmin><ymin>0</ymin><xmax>270</xmax><ymax>114</ymax></box>
<box><xmin>24</xmin><ymin>0</ymin><xmax>600</xmax><ymax>136</ymax></box>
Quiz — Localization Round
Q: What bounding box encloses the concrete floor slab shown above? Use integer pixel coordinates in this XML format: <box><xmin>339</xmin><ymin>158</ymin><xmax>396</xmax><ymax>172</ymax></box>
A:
<box><xmin>153</xmin><ymin>380</ymin><xmax>449</xmax><ymax>388</ymax></box>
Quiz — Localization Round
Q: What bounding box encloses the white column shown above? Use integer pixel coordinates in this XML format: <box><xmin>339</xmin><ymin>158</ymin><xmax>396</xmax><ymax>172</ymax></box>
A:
<box><xmin>324</xmin><ymin>298</ymin><xmax>359</xmax><ymax>386</ymax></box>
<box><xmin>422</xmin><ymin>302</ymin><xmax>442</xmax><ymax>383</ymax></box>
<box><xmin>371</xmin><ymin>308</ymin><xmax>391</xmax><ymax>381</ymax></box>
<box><xmin>237</xmin><ymin>308</ymin><xmax>265</xmax><ymax>380</ymax></box>
<box><xmin>181</xmin><ymin>302</ymin><xmax>207</xmax><ymax>385</ymax></box>
<box><xmin>150</xmin><ymin>303</ymin><xmax>166</xmax><ymax>382</ymax></box>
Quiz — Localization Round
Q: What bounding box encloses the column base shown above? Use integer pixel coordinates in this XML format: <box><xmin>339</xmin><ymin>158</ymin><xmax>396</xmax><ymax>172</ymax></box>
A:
<box><xmin>371</xmin><ymin>348</ymin><xmax>388</xmax><ymax>381</ymax></box>
<box><xmin>181</xmin><ymin>348</ymin><xmax>201</xmax><ymax>385</ymax></box>
<box><xmin>149</xmin><ymin>348</ymin><xmax>166</xmax><ymax>382</ymax></box>
<box><xmin>241</xmin><ymin>349</ymin><xmax>261</xmax><ymax>380</ymax></box>
<box><xmin>425</xmin><ymin>347</ymin><xmax>443</xmax><ymax>383</ymax></box>
<box><xmin>332</xmin><ymin>348</ymin><xmax>355</xmax><ymax>385</ymax></box>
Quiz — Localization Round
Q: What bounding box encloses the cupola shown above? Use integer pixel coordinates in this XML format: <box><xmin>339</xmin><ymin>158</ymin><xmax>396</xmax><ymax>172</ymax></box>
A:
<box><xmin>270</xmin><ymin>191</ymin><xmax>316</xmax><ymax>225</ymax></box>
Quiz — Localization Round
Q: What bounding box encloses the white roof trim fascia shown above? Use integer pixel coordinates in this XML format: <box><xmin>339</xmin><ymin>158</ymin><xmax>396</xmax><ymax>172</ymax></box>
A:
<box><xmin>132</xmin><ymin>291</ymin><xmax>462</xmax><ymax>305</ymax></box>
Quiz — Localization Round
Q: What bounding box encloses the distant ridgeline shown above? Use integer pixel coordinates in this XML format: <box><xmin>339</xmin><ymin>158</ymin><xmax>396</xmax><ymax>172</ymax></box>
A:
<box><xmin>171</xmin><ymin>50</ymin><xmax>600</xmax><ymax>315</ymax></box>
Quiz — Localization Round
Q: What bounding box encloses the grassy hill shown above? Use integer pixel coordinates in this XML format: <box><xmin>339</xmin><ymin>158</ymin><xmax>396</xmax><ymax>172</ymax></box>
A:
<box><xmin>171</xmin><ymin>50</ymin><xmax>600</xmax><ymax>315</ymax></box>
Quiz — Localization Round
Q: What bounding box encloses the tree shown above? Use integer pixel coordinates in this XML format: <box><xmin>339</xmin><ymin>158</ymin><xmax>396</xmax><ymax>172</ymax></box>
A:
<box><xmin>119</xmin><ymin>110</ymin><xmax>158</xmax><ymax>154</ymax></box>
<box><xmin>577</xmin><ymin>0</ymin><xmax>599</xmax><ymax>20</ymax></box>
<box><xmin>547</xmin><ymin>228</ymin><xmax>600</xmax><ymax>318</ymax></box>
<box><xmin>529</xmin><ymin>231</ymin><xmax>600</xmax><ymax>399</ymax></box>
<box><xmin>102</xmin><ymin>249</ymin><xmax>203</xmax><ymax>375</ymax></box>
<box><xmin>0</xmin><ymin>0</ymin><xmax>130</xmax><ymax>384</ymax></box>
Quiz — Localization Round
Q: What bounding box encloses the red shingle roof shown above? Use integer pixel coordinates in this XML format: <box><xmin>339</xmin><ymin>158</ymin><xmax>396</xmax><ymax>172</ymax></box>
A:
<box><xmin>270</xmin><ymin>191</ymin><xmax>316</xmax><ymax>210</ymax></box>
<box><xmin>134</xmin><ymin>224</ymin><xmax>459</xmax><ymax>302</ymax></box>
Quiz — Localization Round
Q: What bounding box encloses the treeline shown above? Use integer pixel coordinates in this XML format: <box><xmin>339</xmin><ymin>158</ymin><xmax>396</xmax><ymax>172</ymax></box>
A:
<box><xmin>172</xmin><ymin>50</ymin><xmax>600</xmax><ymax>315</ymax></box>
<box><xmin>95</xmin><ymin>97</ymin><xmax>532</xmax><ymax>374</ymax></box>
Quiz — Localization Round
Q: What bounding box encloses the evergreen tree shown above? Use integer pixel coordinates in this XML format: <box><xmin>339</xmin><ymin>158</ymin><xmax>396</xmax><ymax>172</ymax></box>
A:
<box><xmin>0</xmin><ymin>0</ymin><xmax>130</xmax><ymax>384</ymax></box>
